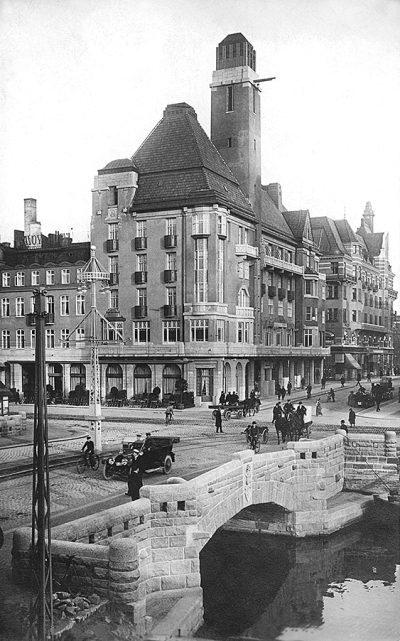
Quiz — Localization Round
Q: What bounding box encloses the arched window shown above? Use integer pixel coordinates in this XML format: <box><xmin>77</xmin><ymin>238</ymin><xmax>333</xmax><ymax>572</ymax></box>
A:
<box><xmin>106</xmin><ymin>364</ymin><xmax>123</xmax><ymax>393</ymax></box>
<box><xmin>235</xmin><ymin>362</ymin><xmax>243</xmax><ymax>395</ymax></box>
<box><xmin>70</xmin><ymin>364</ymin><xmax>86</xmax><ymax>390</ymax></box>
<box><xmin>162</xmin><ymin>364</ymin><xmax>181</xmax><ymax>396</ymax></box>
<box><xmin>134</xmin><ymin>364</ymin><xmax>152</xmax><ymax>396</ymax></box>
<box><xmin>238</xmin><ymin>287</ymin><xmax>250</xmax><ymax>308</ymax></box>
<box><xmin>223</xmin><ymin>362</ymin><xmax>231</xmax><ymax>392</ymax></box>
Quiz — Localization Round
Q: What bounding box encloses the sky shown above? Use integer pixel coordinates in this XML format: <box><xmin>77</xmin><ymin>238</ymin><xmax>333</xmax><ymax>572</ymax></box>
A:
<box><xmin>1</xmin><ymin>0</ymin><xmax>400</xmax><ymax>308</ymax></box>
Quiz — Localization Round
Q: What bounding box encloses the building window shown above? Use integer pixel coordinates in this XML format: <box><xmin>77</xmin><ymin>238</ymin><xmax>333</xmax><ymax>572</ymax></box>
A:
<box><xmin>137</xmin><ymin>288</ymin><xmax>147</xmax><ymax>307</ymax></box>
<box><xmin>217</xmin><ymin>238</ymin><xmax>224</xmax><ymax>303</ymax></box>
<box><xmin>326</xmin><ymin>308</ymin><xmax>338</xmax><ymax>322</ymax></box>
<box><xmin>15</xmin><ymin>271</ymin><xmax>25</xmax><ymax>286</ymax></box>
<box><xmin>331</xmin><ymin>262</ymin><xmax>339</xmax><ymax>274</ymax></box>
<box><xmin>137</xmin><ymin>253</ymin><xmax>147</xmax><ymax>272</ymax></box>
<box><xmin>72</xmin><ymin>293</ymin><xmax>84</xmax><ymax>316</ymax></box>
<box><xmin>110</xmin><ymin>289</ymin><xmax>119</xmax><ymax>309</ymax></box>
<box><xmin>352</xmin><ymin>310</ymin><xmax>357</xmax><ymax>322</ymax></box>
<box><xmin>30</xmin><ymin>329</ymin><xmax>36</xmax><ymax>348</ymax></box>
<box><xmin>166</xmin><ymin>252</ymin><xmax>177</xmax><ymax>271</ymax></box>
<box><xmin>61</xmin><ymin>269</ymin><xmax>70</xmax><ymax>284</ymax></box>
<box><xmin>1</xmin><ymin>298</ymin><xmax>10</xmax><ymax>317</ymax></box>
<box><xmin>108</xmin><ymin>186</ymin><xmax>118</xmax><ymax>206</ymax></box>
<box><xmin>267</xmin><ymin>298</ymin><xmax>273</xmax><ymax>315</ymax></box>
<box><xmin>304</xmin><ymin>329</ymin><xmax>313</xmax><ymax>347</ymax></box>
<box><xmin>305</xmin><ymin>280</ymin><xmax>316</xmax><ymax>296</ymax></box>
<box><xmin>238</xmin><ymin>226</ymin><xmax>248</xmax><ymax>245</ymax></box>
<box><xmin>194</xmin><ymin>238</ymin><xmax>208</xmax><ymax>303</ymax></box>
<box><xmin>108</xmin><ymin>223</ymin><xmax>118</xmax><ymax>240</ymax></box>
<box><xmin>237</xmin><ymin>321</ymin><xmax>250</xmax><ymax>343</ymax></box>
<box><xmin>133</xmin><ymin>321</ymin><xmax>150</xmax><ymax>343</ymax></box>
<box><xmin>45</xmin><ymin>329</ymin><xmax>55</xmax><ymax>348</ymax></box>
<box><xmin>2</xmin><ymin>330</ymin><xmax>10</xmax><ymax>349</ymax></box>
<box><xmin>327</xmin><ymin>284</ymin><xmax>338</xmax><ymax>299</ymax></box>
<box><xmin>30</xmin><ymin>296</ymin><xmax>35</xmax><ymax>313</ymax></box>
<box><xmin>71</xmin><ymin>364</ymin><xmax>86</xmax><ymax>389</ymax></box>
<box><xmin>238</xmin><ymin>288</ymin><xmax>250</xmax><ymax>308</ymax></box>
<box><xmin>190</xmin><ymin>319</ymin><xmax>209</xmax><ymax>341</ymax></box>
<box><xmin>60</xmin><ymin>295</ymin><xmax>70</xmax><ymax>316</ymax></box>
<box><xmin>76</xmin><ymin>327</ymin><xmax>85</xmax><ymax>344</ymax></box>
<box><xmin>216</xmin><ymin>320</ymin><xmax>225</xmax><ymax>342</ymax></box>
<box><xmin>226</xmin><ymin>85</ymin><xmax>234</xmax><ymax>112</ymax></box>
<box><xmin>46</xmin><ymin>296</ymin><xmax>54</xmax><ymax>315</ymax></box>
<box><xmin>163</xmin><ymin>320</ymin><xmax>180</xmax><ymax>343</ymax></box>
<box><xmin>136</xmin><ymin>220</ymin><xmax>147</xmax><ymax>237</ymax></box>
<box><xmin>16</xmin><ymin>329</ymin><xmax>25</xmax><ymax>349</ymax></box>
<box><xmin>278</xmin><ymin>300</ymin><xmax>283</xmax><ymax>316</ymax></box>
<box><xmin>15</xmin><ymin>297</ymin><xmax>25</xmax><ymax>317</ymax></box>
<box><xmin>167</xmin><ymin>287</ymin><xmax>176</xmax><ymax>307</ymax></box>
<box><xmin>2</xmin><ymin>273</ymin><xmax>10</xmax><ymax>287</ymax></box>
<box><xmin>60</xmin><ymin>328</ymin><xmax>70</xmax><ymax>348</ymax></box>
<box><xmin>217</xmin><ymin>213</ymin><xmax>227</xmax><ymax>237</ymax></box>
<box><xmin>287</xmin><ymin>302</ymin><xmax>293</xmax><ymax>318</ymax></box>
<box><xmin>227</xmin><ymin>137</ymin><xmax>232</xmax><ymax>148</ymax></box>
<box><xmin>104</xmin><ymin>321</ymin><xmax>124</xmax><ymax>342</ymax></box>
<box><xmin>31</xmin><ymin>271</ymin><xmax>40</xmax><ymax>286</ymax></box>
<box><xmin>46</xmin><ymin>270</ymin><xmax>55</xmax><ymax>285</ymax></box>
<box><xmin>253</xmin><ymin>86</ymin><xmax>257</xmax><ymax>113</ymax></box>
<box><xmin>305</xmin><ymin>306</ymin><xmax>314</xmax><ymax>321</ymax></box>
<box><xmin>166</xmin><ymin>218</ymin><xmax>176</xmax><ymax>235</ymax></box>
<box><xmin>192</xmin><ymin>212</ymin><xmax>210</xmax><ymax>235</ymax></box>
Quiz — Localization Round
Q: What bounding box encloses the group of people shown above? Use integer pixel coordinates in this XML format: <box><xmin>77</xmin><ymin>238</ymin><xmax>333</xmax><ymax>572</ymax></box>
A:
<box><xmin>275</xmin><ymin>381</ymin><xmax>292</xmax><ymax>401</ymax></box>
<box><xmin>272</xmin><ymin>399</ymin><xmax>307</xmax><ymax>425</ymax></box>
<box><xmin>219</xmin><ymin>390</ymin><xmax>239</xmax><ymax>405</ymax></box>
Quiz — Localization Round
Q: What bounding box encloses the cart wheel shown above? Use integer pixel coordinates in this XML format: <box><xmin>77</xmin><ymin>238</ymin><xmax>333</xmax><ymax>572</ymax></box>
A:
<box><xmin>102</xmin><ymin>463</ymin><xmax>114</xmax><ymax>480</ymax></box>
<box><xmin>236</xmin><ymin>410</ymin><xmax>243</xmax><ymax>419</ymax></box>
<box><xmin>76</xmin><ymin>459</ymin><xmax>86</xmax><ymax>474</ymax></box>
<box><xmin>212</xmin><ymin>410</ymin><xmax>218</xmax><ymax>419</ymax></box>
<box><xmin>224</xmin><ymin>410</ymin><xmax>231</xmax><ymax>420</ymax></box>
<box><xmin>262</xmin><ymin>428</ymin><xmax>269</xmax><ymax>444</ymax></box>
<box><xmin>91</xmin><ymin>455</ymin><xmax>100</xmax><ymax>471</ymax></box>
<box><xmin>163</xmin><ymin>455</ymin><xmax>173</xmax><ymax>474</ymax></box>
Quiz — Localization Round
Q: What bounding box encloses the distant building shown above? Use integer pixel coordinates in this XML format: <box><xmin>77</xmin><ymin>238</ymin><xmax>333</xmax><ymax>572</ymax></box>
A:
<box><xmin>311</xmin><ymin>202</ymin><xmax>397</xmax><ymax>379</ymax></box>
<box><xmin>0</xmin><ymin>198</ymin><xmax>90</xmax><ymax>399</ymax></box>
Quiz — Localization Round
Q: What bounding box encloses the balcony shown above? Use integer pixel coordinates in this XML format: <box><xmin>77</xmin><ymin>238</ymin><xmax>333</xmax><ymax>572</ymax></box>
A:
<box><xmin>25</xmin><ymin>313</ymin><xmax>36</xmax><ymax>327</ymax></box>
<box><xmin>235</xmin><ymin>306</ymin><xmax>254</xmax><ymax>318</ymax></box>
<box><xmin>264</xmin><ymin>252</ymin><xmax>303</xmax><ymax>275</ymax></box>
<box><xmin>268</xmin><ymin>285</ymin><xmax>276</xmax><ymax>298</ymax></box>
<box><xmin>164</xmin><ymin>234</ymin><xmax>177</xmax><ymax>249</ymax></box>
<box><xmin>109</xmin><ymin>273</ymin><xmax>119</xmax><ymax>286</ymax></box>
<box><xmin>287</xmin><ymin>291</ymin><xmax>295</xmax><ymax>302</ymax></box>
<box><xmin>235</xmin><ymin>244</ymin><xmax>259</xmax><ymax>259</ymax></box>
<box><xmin>134</xmin><ymin>306</ymin><xmax>147</xmax><ymax>318</ymax></box>
<box><xmin>277</xmin><ymin>288</ymin><xmax>286</xmax><ymax>300</ymax></box>
<box><xmin>163</xmin><ymin>304</ymin><xmax>177</xmax><ymax>317</ymax></box>
<box><xmin>106</xmin><ymin>239</ymin><xmax>119</xmax><ymax>253</ymax></box>
<box><xmin>134</xmin><ymin>237</ymin><xmax>147</xmax><ymax>250</ymax></box>
<box><xmin>164</xmin><ymin>269</ymin><xmax>177</xmax><ymax>283</ymax></box>
<box><xmin>134</xmin><ymin>271</ymin><xmax>147</xmax><ymax>285</ymax></box>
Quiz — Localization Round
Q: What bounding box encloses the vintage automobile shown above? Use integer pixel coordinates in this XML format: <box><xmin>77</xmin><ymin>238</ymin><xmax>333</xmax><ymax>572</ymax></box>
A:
<box><xmin>102</xmin><ymin>434</ymin><xmax>180</xmax><ymax>480</ymax></box>
<box><xmin>348</xmin><ymin>389</ymin><xmax>375</xmax><ymax>408</ymax></box>
<box><xmin>378</xmin><ymin>377</ymin><xmax>394</xmax><ymax>401</ymax></box>
<box><xmin>209</xmin><ymin>398</ymin><xmax>261</xmax><ymax>420</ymax></box>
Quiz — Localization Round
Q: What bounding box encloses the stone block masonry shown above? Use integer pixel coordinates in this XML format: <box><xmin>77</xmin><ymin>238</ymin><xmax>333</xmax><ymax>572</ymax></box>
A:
<box><xmin>343</xmin><ymin>431</ymin><xmax>398</xmax><ymax>490</ymax></box>
<box><xmin>12</xmin><ymin>431</ymin><xmax>398</xmax><ymax>636</ymax></box>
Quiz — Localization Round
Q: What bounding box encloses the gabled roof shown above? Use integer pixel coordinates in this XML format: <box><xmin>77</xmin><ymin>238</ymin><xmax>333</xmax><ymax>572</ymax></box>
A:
<box><xmin>356</xmin><ymin>221</ymin><xmax>384</xmax><ymax>257</ymax></box>
<box><xmin>129</xmin><ymin>103</ymin><xmax>253</xmax><ymax>217</ymax></box>
<box><xmin>310</xmin><ymin>217</ymin><xmax>350</xmax><ymax>256</ymax></box>
<box><xmin>283</xmin><ymin>210</ymin><xmax>311</xmax><ymax>242</ymax></box>
<box><xmin>260</xmin><ymin>187</ymin><xmax>295</xmax><ymax>242</ymax></box>
<box><xmin>335</xmin><ymin>219</ymin><xmax>358</xmax><ymax>244</ymax></box>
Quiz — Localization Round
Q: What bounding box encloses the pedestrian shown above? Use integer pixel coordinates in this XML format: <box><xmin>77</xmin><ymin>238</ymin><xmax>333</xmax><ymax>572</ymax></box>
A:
<box><xmin>276</xmin><ymin>384</ymin><xmax>282</xmax><ymax>401</ymax></box>
<box><xmin>126</xmin><ymin>448</ymin><xmax>145</xmax><ymax>500</ymax></box>
<box><xmin>81</xmin><ymin>435</ymin><xmax>95</xmax><ymax>466</ymax></box>
<box><xmin>165</xmin><ymin>405</ymin><xmax>174</xmax><ymax>424</ymax></box>
<box><xmin>375</xmin><ymin>389</ymin><xmax>382</xmax><ymax>412</ymax></box>
<box><xmin>281</xmin><ymin>386</ymin><xmax>286</xmax><ymax>401</ymax></box>
<box><xmin>321</xmin><ymin>376</ymin><xmax>326</xmax><ymax>390</ymax></box>
<box><xmin>300</xmin><ymin>377</ymin><xmax>305</xmax><ymax>390</ymax></box>
<box><xmin>328</xmin><ymin>388</ymin><xmax>335</xmax><ymax>402</ymax></box>
<box><xmin>296</xmin><ymin>401</ymin><xmax>307</xmax><ymax>425</ymax></box>
<box><xmin>287</xmin><ymin>381</ymin><xmax>292</xmax><ymax>396</ymax></box>
<box><xmin>226</xmin><ymin>391</ymin><xmax>232</xmax><ymax>405</ymax></box>
<box><xmin>348</xmin><ymin>407</ymin><xmax>356</xmax><ymax>427</ymax></box>
<box><xmin>367</xmin><ymin>372</ymin><xmax>372</xmax><ymax>383</ymax></box>
<box><xmin>16</xmin><ymin>389</ymin><xmax>22</xmax><ymax>404</ymax></box>
<box><xmin>272</xmin><ymin>402</ymin><xmax>283</xmax><ymax>424</ymax></box>
<box><xmin>306</xmin><ymin>383</ymin><xmax>312</xmax><ymax>399</ymax></box>
<box><xmin>219</xmin><ymin>390</ymin><xmax>226</xmax><ymax>405</ymax></box>
<box><xmin>356</xmin><ymin>371</ymin><xmax>362</xmax><ymax>385</ymax></box>
<box><xmin>215</xmin><ymin>407</ymin><xmax>223</xmax><ymax>433</ymax></box>
<box><xmin>315</xmin><ymin>398</ymin><xmax>322</xmax><ymax>416</ymax></box>
<box><xmin>339</xmin><ymin>419</ymin><xmax>348</xmax><ymax>434</ymax></box>
<box><xmin>340</xmin><ymin>376</ymin><xmax>345</xmax><ymax>387</ymax></box>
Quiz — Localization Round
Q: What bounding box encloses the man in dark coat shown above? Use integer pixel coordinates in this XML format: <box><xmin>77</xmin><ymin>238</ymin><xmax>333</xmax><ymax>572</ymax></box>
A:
<box><xmin>215</xmin><ymin>407</ymin><xmax>223</xmax><ymax>433</ymax></box>
<box><xmin>296</xmin><ymin>401</ymin><xmax>307</xmax><ymax>425</ymax></box>
<box><xmin>127</xmin><ymin>449</ymin><xmax>145</xmax><ymax>500</ymax></box>
<box><xmin>272</xmin><ymin>402</ymin><xmax>283</xmax><ymax>424</ymax></box>
<box><xmin>287</xmin><ymin>381</ymin><xmax>292</xmax><ymax>396</ymax></box>
<box><xmin>219</xmin><ymin>391</ymin><xmax>226</xmax><ymax>405</ymax></box>
<box><xmin>348</xmin><ymin>407</ymin><xmax>356</xmax><ymax>427</ymax></box>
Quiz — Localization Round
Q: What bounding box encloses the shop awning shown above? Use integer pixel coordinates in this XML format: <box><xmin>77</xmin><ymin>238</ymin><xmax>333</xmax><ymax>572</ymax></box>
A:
<box><xmin>345</xmin><ymin>354</ymin><xmax>362</xmax><ymax>370</ymax></box>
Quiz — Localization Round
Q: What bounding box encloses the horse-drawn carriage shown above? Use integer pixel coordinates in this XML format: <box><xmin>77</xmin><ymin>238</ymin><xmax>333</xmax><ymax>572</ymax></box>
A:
<box><xmin>209</xmin><ymin>397</ymin><xmax>260</xmax><ymax>420</ymax></box>
<box><xmin>274</xmin><ymin>410</ymin><xmax>312</xmax><ymax>445</ymax></box>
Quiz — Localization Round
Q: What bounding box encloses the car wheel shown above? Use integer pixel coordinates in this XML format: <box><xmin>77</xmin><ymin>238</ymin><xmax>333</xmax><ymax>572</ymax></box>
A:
<box><xmin>224</xmin><ymin>410</ymin><xmax>231</xmax><ymax>420</ymax></box>
<box><xmin>236</xmin><ymin>410</ymin><xmax>243</xmax><ymax>419</ymax></box>
<box><xmin>91</xmin><ymin>455</ymin><xmax>100</xmax><ymax>471</ymax></box>
<box><xmin>163</xmin><ymin>455</ymin><xmax>173</xmax><ymax>474</ymax></box>
<box><xmin>102</xmin><ymin>463</ymin><xmax>114</xmax><ymax>480</ymax></box>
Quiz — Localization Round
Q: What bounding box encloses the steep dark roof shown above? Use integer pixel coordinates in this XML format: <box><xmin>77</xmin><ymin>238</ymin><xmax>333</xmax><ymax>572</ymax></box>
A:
<box><xmin>335</xmin><ymin>219</ymin><xmax>358</xmax><ymax>244</ymax></box>
<box><xmin>310</xmin><ymin>217</ymin><xmax>350</xmax><ymax>256</ymax></box>
<box><xmin>130</xmin><ymin>103</ymin><xmax>253</xmax><ymax>217</ymax></box>
<box><xmin>283</xmin><ymin>210</ymin><xmax>309</xmax><ymax>241</ymax></box>
<box><xmin>359</xmin><ymin>231</ymin><xmax>384</xmax><ymax>257</ymax></box>
<box><xmin>219</xmin><ymin>33</ymin><xmax>251</xmax><ymax>46</ymax></box>
<box><xmin>260</xmin><ymin>188</ymin><xmax>295</xmax><ymax>242</ymax></box>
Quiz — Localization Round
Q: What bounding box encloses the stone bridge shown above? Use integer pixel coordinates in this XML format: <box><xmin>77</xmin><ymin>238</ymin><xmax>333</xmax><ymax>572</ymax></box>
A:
<box><xmin>12</xmin><ymin>431</ymin><xmax>398</xmax><ymax>637</ymax></box>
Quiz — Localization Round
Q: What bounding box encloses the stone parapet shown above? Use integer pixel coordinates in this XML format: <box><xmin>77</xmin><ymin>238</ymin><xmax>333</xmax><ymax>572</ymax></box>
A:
<box><xmin>343</xmin><ymin>431</ymin><xmax>399</xmax><ymax>490</ymax></box>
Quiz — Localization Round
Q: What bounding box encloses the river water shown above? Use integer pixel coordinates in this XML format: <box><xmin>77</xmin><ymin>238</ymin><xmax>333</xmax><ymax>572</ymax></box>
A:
<box><xmin>196</xmin><ymin>514</ymin><xmax>400</xmax><ymax>641</ymax></box>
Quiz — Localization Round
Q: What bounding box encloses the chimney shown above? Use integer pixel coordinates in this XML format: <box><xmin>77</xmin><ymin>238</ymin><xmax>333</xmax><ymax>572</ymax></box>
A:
<box><xmin>265</xmin><ymin>183</ymin><xmax>283</xmax><ymax>211</ymax></box>
<box><xmin>24</xmin><ymin>198</ymin><xmax>42</xmax><ymax>247</ymax></box>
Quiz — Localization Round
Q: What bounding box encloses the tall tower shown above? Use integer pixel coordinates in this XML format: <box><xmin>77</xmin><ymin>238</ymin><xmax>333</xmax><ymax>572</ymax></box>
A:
<box><xmin>210</xmin><ymin>33</ymin><xmax>261</xmax><ymax>212</ymax></box>
<box><xmin>362</xmin><ymin>201</ymin><xmax>375</xmax><ymax>233</ymax></box>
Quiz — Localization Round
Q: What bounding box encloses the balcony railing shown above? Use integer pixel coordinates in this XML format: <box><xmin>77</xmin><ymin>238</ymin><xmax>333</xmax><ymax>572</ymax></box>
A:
<box><xmin>278</xmin><ymin>288</ymin><xmax>286</xmax><ymax>300</ymax></box>
<box><xmin>134</xmin><ymin>237</ymin><xmax>147</xmax><ymax>250</ymax></box>
<box><xmin>235</xmin><ymin>306</ymin><xmax>254</xmax><ymax>318</ymax></box>
<box><xmin>268</xmin><ymin>285</ymin><xmax>276</xmax><ymax>298</ymax></box>
<box><xmin>134</xmin><ymin>305</ymin><xmax>147</xmax><ymax>318</ymax></box>
<box><xmin>134</xmin><ymin>271</ymin><xmax>147</xmax><ymax>285</ymax></box>
<box><xmin>106</xmin><ymin>239</ymin><xmax>119</xmax><ymax>252</ymax></box>
<box><xmin>164</xmin><ymin>269</ymin><xmax>177</xmax><ymax>283</ymax></box>
<box><xmin>163</xmin><ymin>304</ymin><xmax>177</xmax><ymax>317</ymax></box>
<box><xmin>263</xmin><ymin>253</ymin><xmax>303</xmax><ymax>275</ymax></box>
<box><xmin>109</xmin><ymin>273</ymin><xmax>119</xmax><ymax>285</ymax></box>
<box><xmin>164</xmin><ymin>234</ymin><xmax>177</xmax><ymax>249</ymax></box>
<box><xmin>287</xmin><ymin>291</ymin><xmax>295</xmax><ymax>302</ymax></box>
<box><xmin>235</xmin><ymin>244</ymin><xmax>259</xmax><ymax>259</ymax></box>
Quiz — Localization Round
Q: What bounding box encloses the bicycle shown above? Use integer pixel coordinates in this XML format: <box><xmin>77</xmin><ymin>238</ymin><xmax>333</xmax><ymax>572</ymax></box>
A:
<box><xmin>76</xmin><ymin>452</ymin><xmax>100</xmax><ymax>474</ymax></box>
<box><xmin>248</xmin><ymin>433</ymin><xmax>261</xmax><ymax>454</ymax></box>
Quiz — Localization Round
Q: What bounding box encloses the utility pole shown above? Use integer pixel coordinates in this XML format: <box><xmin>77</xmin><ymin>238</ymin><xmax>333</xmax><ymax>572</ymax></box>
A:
<box><xmin>29</xmin><ymin>287</ymin><xmax>53</xmax><ymax>641</ymax></box>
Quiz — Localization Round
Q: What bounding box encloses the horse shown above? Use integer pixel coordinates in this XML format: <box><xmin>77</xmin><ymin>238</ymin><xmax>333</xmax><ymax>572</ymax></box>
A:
<box><xmin>274</xmin><ymin>415</ymin><xmax>293</xmax><ymax>445</ymax></box>
<box><xmin>275</xmin><ymin>411</ymin><xmax>312</xmax><ymax>444</ymax></box>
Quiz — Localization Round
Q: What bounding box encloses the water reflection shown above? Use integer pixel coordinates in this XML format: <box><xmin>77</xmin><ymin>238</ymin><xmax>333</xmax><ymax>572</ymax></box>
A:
<box><xmin>197</xmin><ymin>518</ymin><xmax>400</xmax><ymax>641</ymax></box>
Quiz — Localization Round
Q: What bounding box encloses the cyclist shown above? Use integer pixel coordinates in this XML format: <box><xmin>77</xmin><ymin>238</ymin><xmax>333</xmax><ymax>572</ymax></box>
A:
<box><xmin>165</xmin><ymin>405</ymin><xmax>174</xmax><ymax>425</ymax></box>
<box><xmin>249</xmin><ymin>421</ymin><xmax>260</xmax><ymax>451</ymax></box>
<box><xmin>81</xmin><ymin>435</ymin><xmax>95</xmax><ymax>466</ymax></box>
